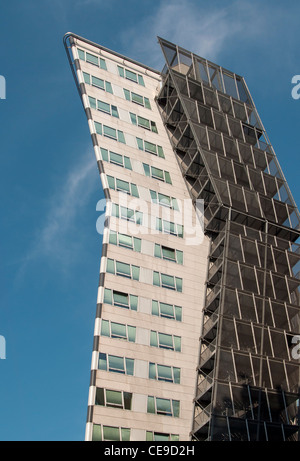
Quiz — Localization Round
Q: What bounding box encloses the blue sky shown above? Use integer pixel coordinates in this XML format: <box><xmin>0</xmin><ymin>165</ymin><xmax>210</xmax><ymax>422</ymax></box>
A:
<box><xmin>0</xmin><ymin>0</ymin><xmax>299</xmax><ymax>441</ymax></box>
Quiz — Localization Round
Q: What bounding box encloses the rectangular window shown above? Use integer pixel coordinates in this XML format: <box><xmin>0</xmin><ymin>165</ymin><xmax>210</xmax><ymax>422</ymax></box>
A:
<box><xmin>82</xmin><ymin>71</ymin><xmax>113</xmax><ymax>94</ymax></box>
<box><xmin>153</xmin><ymin>271</ymin><xmax>182</xmax><ymax>292</ymax></box>
<box><xmin>123</xmin><ymin>89</ymin><xmax>151</xmax><ymax>109</ymax></box>
<box><xmin>146</xmin><ymin>432</ymin><xmax>179</xmax><ymax>442</ymax></box>
<box><xmin>154</xmin><ymin>244</ymin><xmax>183</xmax><ymax>264</ymax></box>
<box><xmin>106</xmin><ymin>175</ymin><xmax>139</xmax><ymax>197</ymax></box>
<box><xmin>118</xmin><ymin>66</ymin><xmax>145</xmax><ymax>86</ymax></box>
<box><xmin>94</xmin><ymin>123</ymin><xmax>125</xmax><ymax>144</ymax></box>
<box><xmin>106</xmin><ymin>258</ymin><xmax>140</xmax><ymax>281</ymax></box>
<box><xmin>130</xmin><ymin>113</ymin><xmax>157</xmax><ymax>133</ymax></box>
<box><xmin>86</xmin><ymin>51</ymin><xmax>99</xmax><ymax>66</ymax></box>
<box><xmin>101</xmin><ymin>319</ymin><xmax>136</xmax><ymax>342</ymax></box>
<box><xmin>149</xmin><ymin>362</ymin><xmax>181</xmax><ymax>384</ymax></box>
<box><xmin>150</xmin><ymin>190</ymin><xmax>179</xmax><ymax>210</ymax></box>
<box><xmin>98</xmin><ymin>352</ymin><xmax>134</xmax><ymax>375</ymax></box>
<box><xmin>78</xmin><ymin>49</ymin><xmax>107</xmax><ymax>70</ymax></box>
<box><xmin>100</xmin><ymin>148</ymin><xmax>132</xmax><ymax>170</ymax></box>
<box><xmin>156</xmin><ymin>218</ymin><xmax>184</xmax><ymax>238</ymax></box>
<box><xmin>152</xmin><ymin>300</ymin><xmax>182</xmax><ymax>321</ymax></box>
<box><xmin>111</xmin><ymin>203</ymin><xmax>143</xmax><ymax>225</ymax></box>
<box><xmin>95</xmin><ymin>99</ymin><xmax>119</xmax><ymax>118</ymax></box>
<box><xmin>143</xmin><ymin>163</ymin><xmax>172</xmax><ymax>184</ymax></box>
<box><xmin>136</xmin><ymin>138</ymin><xmax>165</xmax><ymax>158</ymax></box>
<box><xmin>96</xmin><ymin>388</ymin><xmax>132</xmax><ymax>410</ymax></box>
<box><xmin>147</xmin><ymin>396</ymin><xmax>180</xmax><ymax>417</ymax></box>
<box><xmin>92</xmin><ymin>424</ymin><xmax>130</xmax><ymax>442</ymax></box>
<box><xmin>150</xmin><ymin>330</ymin><xmax>181</xmax><ymax>352</ymax></box>
<box><xmin>109</xmin><ymin>230</ymin><xmax>141</xmax><ymax>252</ymax></box>
<box><xmin>103</xmin><ymin>288</ymin><xmax>138</xmax><ymax>311</ymax></box>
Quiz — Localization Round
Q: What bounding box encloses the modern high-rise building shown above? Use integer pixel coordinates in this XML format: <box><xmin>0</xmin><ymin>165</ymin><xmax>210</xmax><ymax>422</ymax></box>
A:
<box><xmin>64</xmin><ymin>33</ymin><xmax>300</xmax><ymax>442</ymax></box>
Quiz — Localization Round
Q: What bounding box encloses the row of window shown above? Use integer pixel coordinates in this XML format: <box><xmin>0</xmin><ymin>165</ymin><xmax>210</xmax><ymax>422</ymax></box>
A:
<box><xmin>103</xmin><ymin>288</ymin><xmax>182</xmax><ymax>321</ymax></box>
<box><xmin>99</xmin><ymin>148</ymin><xmax>172</xmax><ymax>184</ymax></box>
<box><xmin>110</xmin><ymin>203</ymin><xmax>184</xmax><ymax>237</ymax></box>
<box><xmin>95</xmin><ymin>387</ymin><xmax>180</xmax><ymax>418</ymax></box>
<box><xmin>107</xmin><ymin>174</ymin><xmax>179</xmax><ymax>210</ymax></box>
<box><xmin>95</xmin><ymin>122</ymin><xmax>165</xmax><ymax>157</ymax></box>
<box><xmin>106</xmin><ymin>258</ymin><xmax>183</xmax><ymax>292</ymax></box>
<box><xmin>92</xmin><ymin>424</ymin><xmax>179</xmax><ymax>442</ymax></box>
<box><xmin>82</xmin><ymin>70</ymin><xmax>151</xmax><ymax>109</ymax></box>
<box><xmin>89</xmin><ymin>96</ymin><xmax>158</xmax><ymax>133</ymax></box>
<box><xmin>100</xmin><ymin>320</ymin><xmax>182</xmax><ymax>351</ymax></box>
<box><xmin>109</xmin><ymin>229</ymin><xmax>183</xmax><ymax>264</ymax></box>
<box><xmin>98</xmin><ymin>353</ymin><xmax>181</xmax><ymax>384</ymax></box>
<box><xmin>78</xmin><ymin>48</ymin><xmax>147</xmax><ymax>89</ymax></box>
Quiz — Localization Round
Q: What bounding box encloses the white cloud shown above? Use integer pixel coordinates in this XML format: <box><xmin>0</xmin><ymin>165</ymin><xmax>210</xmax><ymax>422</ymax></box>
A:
<box><xmin>120</xmin><ymin>0</ymin><xmax>287</xmax><ymax>70</ymax></box>
<box><xmin>20</xmin><ymin>150</ymin><xmax>99</xmax><ymax>273</ymax></box>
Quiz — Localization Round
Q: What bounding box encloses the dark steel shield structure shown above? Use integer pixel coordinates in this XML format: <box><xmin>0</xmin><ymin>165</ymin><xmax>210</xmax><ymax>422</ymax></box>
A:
<box><xmin>157</xmin><ymin>37</ymin><xmax>300</xmax><ymax>441</ymax></box>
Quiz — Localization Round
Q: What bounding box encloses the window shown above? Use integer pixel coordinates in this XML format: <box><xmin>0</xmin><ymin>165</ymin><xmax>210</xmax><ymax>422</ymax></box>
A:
<box><xmin>123</xmin><ymin>89</ymin><xmax>151</xmax><ymax>109</ymax></box>
<box><xmin>100</xmin><ymin>148</ymin><xmax>132</xmax><ymax>170</ymax></box>
<box><xmin>111</xmin><ymin>203</ymin><xmax>143</xmax><ymax>225</ymax></box>
<box><xmin>92</xmin><ymin>424</ymin><xmax>130</xmax><ymax>442</ymax></box>
<box><xmin>150</xmin><ymin>190</ymin><xmax>179</xmax><ymax>210</ymax></box>
<box><xmin>156</xmin><ymin>218</ymin><xmax>184</xmax><ymax>238</ymax></box>
<box><xmin>154</xmin><ymin>244</ymin><xmax>183</xmax><ymax>264</ymax></box>
<box><xmin>101</xmin><ymin>319</ymin><xmax>136</xmax><ymax>342</ymax></box>
<box><xmin>136</xmin><ymin>138</ymin><xmax>165</xmax><ymax>158</ymax></box>
<box><xmin>130</xmin><ymin>113</ymin><xmax>158</xmax><ymax>133</ymax></box>
<box><xmin>104</xmin><ymin>288</ymin><xmax>138</xmax><ymax>311</ymax></box>
<box><xmin>96</xmin><ymin>387</ymin><xmax>132</xmax><ymax>410</ymax></box>
<box><xmin>152</xmin><ymin>300</ymin><xmax>182</xmax><ymax>321</ymax></box>
<box><xmin>94</xmin><ymin>122</ymin><xmax>125</xmax><ymax>143</ymax></box>
<box><xmin>82</xmin><ymin>71</ymin><xmax>113</xmax><ymax>94</ymax></box>
<box><xmin>153</xmin><ymin>271</ymin><xmax>182</xmax><ymax>292</ymax></box>
<box><xmin>150</xmin><ymin>330</ymin><xmax>181</xmax><ymax>352</ymax></box>
<box><xmin>146</xmin><ymin>432</ymin><xmax>179</xmax><ymax>442</ymax></box>
<box><xmin>143</xmin><ymin>163</ymin><xmax>172</xmax><ymax>184</ymax></box>
<box><xmin>106</xmin><ymin>175</ymin><xmax>139</xmax><ymax>197</ymax></box>
<box><xmin>99</xmin><ymin>352</ymin><xmax>134</xmax><ymax>375</ymax></box>
<box><xmin>89</xmin><ymin>97</ymin><xmax>119</xmax><ymax>117</ymax></box>
<box><xmin>149</xmin><ymin>362</ymin><xmax>181</xmax><ymax>384</ymax></box>
<box><xmin>118</xmin><ymin>65</ymin><xmax>145</xmax><ymax>86</ymax></box>
<box><xmin>98</xmin><ymin>99</ymin><xmax>119</xmax><ymax>117</ymax></box>
<box><xmin>109</xmin><ymin>230</ymin><xmax>141</xmax><ymax>252</ymax></box>
<box><xmin>78</xmin><ymin>49</ymin><xmax>107</xmax><ymax>70</ymax></box>
<box><xmin>106</xmin><ymin>258</ymin><xmax>140</xmax><ymax>280</ymax></box>
<box><xmin>147</xmin><ymin>396</ymin><xmax>180</xmax><ymax>417</ymax></box>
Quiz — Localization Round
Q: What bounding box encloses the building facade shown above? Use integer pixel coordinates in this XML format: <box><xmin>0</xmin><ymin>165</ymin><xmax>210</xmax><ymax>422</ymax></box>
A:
<box><xmin>64</xmin><ymin>33</ymin><xmax>300</xmax><ymax>441</ymax></box>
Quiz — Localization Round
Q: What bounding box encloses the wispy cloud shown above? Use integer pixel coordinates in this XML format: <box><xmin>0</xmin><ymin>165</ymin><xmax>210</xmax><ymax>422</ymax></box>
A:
<box><xmin>20</xmin><ymin>150</ymin><xmax>99</xmax><ymax>275</ymax></box>
<box><xmin>120</xmin><ymin>0</ymin><xmax>293</xmax><ymax>71</ymax></box>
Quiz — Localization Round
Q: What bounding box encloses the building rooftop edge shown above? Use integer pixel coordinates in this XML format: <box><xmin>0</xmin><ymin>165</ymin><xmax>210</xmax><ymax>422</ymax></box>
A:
<box><xmin>63</xmin><ymin>32</ymin><xmax>161</xmax><ymax>76</ymax></box>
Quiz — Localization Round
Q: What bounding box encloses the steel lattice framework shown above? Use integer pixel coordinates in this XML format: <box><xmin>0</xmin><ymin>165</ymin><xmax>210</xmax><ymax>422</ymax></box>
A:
<box><xmin>157</xmin><ymin>37</ymin><xmax>300</xmax><ymax>441</ymax></box>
